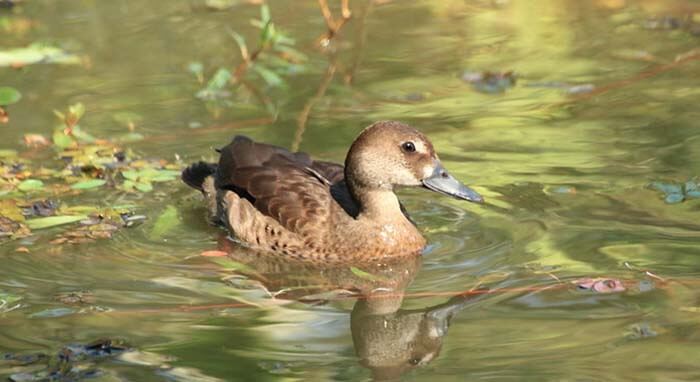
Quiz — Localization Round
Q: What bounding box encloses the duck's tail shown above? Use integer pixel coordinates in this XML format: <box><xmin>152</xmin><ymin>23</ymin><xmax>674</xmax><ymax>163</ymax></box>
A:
<box><xmin>181</xmin><ymin>161</ymin><xmax>217</xmax><ymax>191</ymax></box>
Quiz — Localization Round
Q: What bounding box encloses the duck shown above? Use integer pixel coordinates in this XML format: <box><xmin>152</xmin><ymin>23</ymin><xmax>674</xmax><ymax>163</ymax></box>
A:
<box><xmin>182</xmin><ymin>121</ymin><xmax>482</xmax><ymax>262</ymax></box>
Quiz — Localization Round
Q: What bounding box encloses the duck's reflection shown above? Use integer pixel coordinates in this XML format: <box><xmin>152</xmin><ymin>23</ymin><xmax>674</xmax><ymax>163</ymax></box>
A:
<box><xmin>216</xmin><ymin>238</ymin><xmax>480</xmax><ymax>380</ymax></box>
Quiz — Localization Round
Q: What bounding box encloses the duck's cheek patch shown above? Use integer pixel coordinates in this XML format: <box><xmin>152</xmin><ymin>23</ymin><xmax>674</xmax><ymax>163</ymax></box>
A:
<box><xmin>422</xmin><ymin>165</ymin><xmax>435</xmax><ymax>179</ymax></box>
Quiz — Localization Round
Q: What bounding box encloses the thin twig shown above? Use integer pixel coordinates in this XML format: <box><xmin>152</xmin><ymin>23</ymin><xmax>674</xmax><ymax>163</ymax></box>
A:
<box><xmin>293</xmin><ymin>64</ymin><xmax>337</xmax><ymax>151</ymax></box>
<box><xmin>317</xmin><ymin>0</ymin><xmax>352</xmax><ymax>46</ymax></box>
<box><xmin>563</xmin><ymin>49</ymin><xmax>700</xmax><ymax>105</ymax></box>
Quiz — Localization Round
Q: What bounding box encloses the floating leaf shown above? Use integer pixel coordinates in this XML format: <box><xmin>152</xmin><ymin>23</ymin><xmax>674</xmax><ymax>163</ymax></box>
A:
<box><xmin>0</xmin><ymin>86</ymin><xmax>21</xmax><ymax>105</ymax></box>
<box><xmin>52</xmin><ymin>129</ymin><xmax>74</xmax><ymax>148</ymax></box>
<box><xmin>17</xmin><ymin>179</ymin><xmax>44</xmax><ymax>192</ymax></box>
<box><xmin>26</xmin><ymin>215</ymin><xmax>86</xmax><ymax>230</ymax></box>
<box><xmin>71</xmin><ymin>179</ymin><xmax>106</xmax><ymax>190</ymax></box>
<box><xmin>0</xmin><ymin>44</ymin><xmax>81</xmax><ymax>67</ymax></box>
<box><xmin>135</xmin><ymin>182</ymin><xmax>153</xmax><ymax>193</ymax></box>
<box><xmin>149</xmin><ymin>205</ymin><xmax>179</xmax><ymax>240</ymax></box>
<box><xmin>0</xmin><ymin>200</ymin><xmax>24</xmax><ymax>221</ymax></box>
<box><xmin>122</xmin><ymin>170</ymin><xmax>139</xmax><ymax>181</ymax></box>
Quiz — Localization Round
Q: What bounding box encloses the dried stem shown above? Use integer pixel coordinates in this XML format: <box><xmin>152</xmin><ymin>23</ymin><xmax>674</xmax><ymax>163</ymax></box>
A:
<box><xmin>317</xmin><ymin>0</ymin><xmax>352</xmax><ymax>45</ymax></box>
<box><xmin>293</xmin><ymin>63</ymin><xmax>337</xmax><ymax>152</ymax></box>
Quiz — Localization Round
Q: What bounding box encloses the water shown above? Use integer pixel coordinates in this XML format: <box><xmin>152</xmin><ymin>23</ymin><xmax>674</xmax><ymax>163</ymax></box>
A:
<box><xmin>1</xmin><ymin>0</ymin><xmax>700</xmax><ymax>380</ymax></box>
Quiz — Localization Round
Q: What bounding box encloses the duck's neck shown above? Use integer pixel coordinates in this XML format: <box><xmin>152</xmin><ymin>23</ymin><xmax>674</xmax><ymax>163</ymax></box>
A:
<box><xmin>354</xmin><ymin>188</ymin><xmax>406</xmax><ymax>223</ymax></box>
<box><xmin>351</xmin><ymin>187</ymin><xmax>425</xmax><ymax>251</ymax></box>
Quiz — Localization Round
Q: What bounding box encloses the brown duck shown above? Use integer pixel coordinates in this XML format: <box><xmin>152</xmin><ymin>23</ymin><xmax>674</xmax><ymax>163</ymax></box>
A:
<box><xmin>182</xmin><ymin>121</ymin><xmax>482</xmax><ymax>261</ymax></box>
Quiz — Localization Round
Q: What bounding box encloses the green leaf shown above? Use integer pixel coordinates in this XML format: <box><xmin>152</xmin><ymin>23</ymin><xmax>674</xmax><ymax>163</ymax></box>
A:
<box><xmin>260</xmin><ymin>4</ymin><xmax>271</xmax><ymax>24</ymax></box>
<box><xmin>0</xmin><ymin>44</ymin><xmax>81</xmax><ymax>67</ymax></box>
<box><xmin>17</xmin><ymin>179</ymin><xmax>44</xmax><ymax>192</ymax></box>
<box><xmin>253</xmin><ymin>65</ymin><xmax>284</xmax><ymax>87</ymax></box>
<box><xmin>261</xmin><ymin>20</ymin><xmax>276</xmax><ymax>45</ymax></box>
<box><xmin>71</xmin><ymin>179</ymin><xmax>106</xmax><ymax>190</ymax></box>
<box><xmin>135</xmin><ymin>182</ymin><xmax>153</xmax><ymax>193</ymax></box>
<box><xmin>149</xmin><ymin>205</ymin><xmax>179</xmax><ymax>240</ymax></box>
<box><xmin>0</xmin><ymin>86</ymin><xmax>21</xmax><ymax>105</ymax></box>
<box><xmin>187</xmin><ymin>61</ymin><xmax>204</xmax><ymax>76</ymax></box>
<box><xmin>71</xmin><ymin>125</ymin><xmax>96</xmax><ymax>143</ymax></box>
<box><xmin>69</xmin><ymin>102</ymin><xmax>85</xmax><ymax>120</ymax></box>
<box><xmin>150</xmin><ymin>174</ymin><xmax>178</xmax><ymax>182</ymax></box>
<box><xmin>121</xmin><ymin>170</ymin><xmax>139</xmax><ymax>181</ymax></box>
<box><xmin>206</xmin><ymin>68</ymin><xmax>232</xmax><ymax>91</ymax></box>
<box><xmin>26</xmin><ymin>215</ymin><xmax>86</xmax><ymax>230</ymax></box>
<box><xmin>52</xmin><ymin>129</ymin><xmax>74</xmax><ymax>148</ymax></box>
<box><xmin>228</xmin><ymin>30</ymin><xmax>248</xmax><ymax>57</ymax></box>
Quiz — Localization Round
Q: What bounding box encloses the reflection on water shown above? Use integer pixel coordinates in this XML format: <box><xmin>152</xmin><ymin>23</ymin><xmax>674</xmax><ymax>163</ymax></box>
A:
<box><xmin>218</xmin><ymin>242</ymin><xmax>479</xmax><ymax>381</ymax></box>
<box><xmin>2</xmin><ymin>0</ymin><xmax>700</xmax><ymax>381</ymax></box>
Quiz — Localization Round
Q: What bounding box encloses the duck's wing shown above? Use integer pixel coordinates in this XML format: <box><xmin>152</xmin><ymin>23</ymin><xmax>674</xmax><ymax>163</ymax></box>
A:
<box><xmin>214</xmin><ymin>136</ymin><xmax>349</xmax><ymax>236</ymax></box>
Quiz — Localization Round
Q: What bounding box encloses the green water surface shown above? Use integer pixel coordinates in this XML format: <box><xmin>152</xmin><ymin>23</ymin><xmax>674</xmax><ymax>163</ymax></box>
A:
<box><xmin>1</xmin><ymin>1</ymin><xmax>700</xmax><ymax>381</ymax></box>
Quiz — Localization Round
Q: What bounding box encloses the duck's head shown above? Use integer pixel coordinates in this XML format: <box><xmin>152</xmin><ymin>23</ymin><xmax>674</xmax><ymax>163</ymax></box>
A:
<box><xmin>345</xmin><ymin>121</ymin><xmax>483</xmax><ymax>203</ymax></box>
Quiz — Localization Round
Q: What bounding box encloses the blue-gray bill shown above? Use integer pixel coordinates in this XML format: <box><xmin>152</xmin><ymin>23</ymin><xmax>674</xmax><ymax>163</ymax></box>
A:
<box><xmin>422</xmin><ymin>163</ymin><xmax>484</xmax><ymax>203</ymax></box>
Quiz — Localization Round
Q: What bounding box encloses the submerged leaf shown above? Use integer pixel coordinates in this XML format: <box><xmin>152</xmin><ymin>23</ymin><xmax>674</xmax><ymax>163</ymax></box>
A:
<box><xmin>26</xmin><ymin>215</ymin><xmax>86</xmax><ymax>230</ymax></box>
<box><xmin>149</xmin><ymin>205</ymin><xmax>179</xmax><ymax>240</ymax></box>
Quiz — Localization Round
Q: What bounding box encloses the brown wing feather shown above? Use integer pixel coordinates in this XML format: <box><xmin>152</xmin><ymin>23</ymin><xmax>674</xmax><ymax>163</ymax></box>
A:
<box><xmin>214</xmin><ymin>136</ymin><xmax>351</xmax><ymax>237</ymax></box>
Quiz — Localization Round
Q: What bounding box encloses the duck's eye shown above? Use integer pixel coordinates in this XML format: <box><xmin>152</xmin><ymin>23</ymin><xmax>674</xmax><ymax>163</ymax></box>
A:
<box><xmin>401</xmin><ymin>141</ymin><xmax>416</xmax><ymax>153</ymax></box>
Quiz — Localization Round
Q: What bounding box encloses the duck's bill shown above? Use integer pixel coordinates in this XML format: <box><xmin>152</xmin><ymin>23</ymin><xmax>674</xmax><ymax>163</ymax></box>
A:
<box><xmin>422</xmin><ymin>163</ymin><xmax>484</xmax><ymax>203</ymax></box>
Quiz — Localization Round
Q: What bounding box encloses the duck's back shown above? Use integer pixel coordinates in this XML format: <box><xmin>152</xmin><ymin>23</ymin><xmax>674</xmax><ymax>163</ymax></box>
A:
<box><xmin>183</xmin><ymin>136</ymin><xmax>362</xmax><ymax>258</ymax></box>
